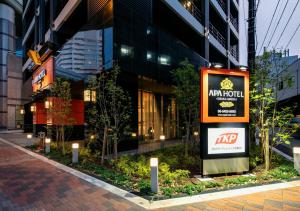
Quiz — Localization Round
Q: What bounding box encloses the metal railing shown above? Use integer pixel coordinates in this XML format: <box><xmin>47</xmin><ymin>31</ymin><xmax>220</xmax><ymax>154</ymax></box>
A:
<box><xmin>230</xmin><ymin>45</ymin><xmax>239</xmax><ymax>61</ymax></box>
<box><xmin>209</xmin><ymin>23</ymin><xmax>226</xmax><ymax>48</ymax></box>
<box><xmin>180</xmin><ymin>0</ymin><xmax>204</xmax><ymax>24</ymax></box>
<box><xmin>217</xmin><ymin>0</ymin><xmax>226</xmax><ymax>12</ymax></box>
<box><xmin>230</xmin><ymin>14</ymin><xmax>239</xmax><ymax>32</ymax></box>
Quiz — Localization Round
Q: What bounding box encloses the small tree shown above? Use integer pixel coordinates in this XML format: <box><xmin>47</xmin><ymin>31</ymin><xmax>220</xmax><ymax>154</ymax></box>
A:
<box><xmin>88</xmin><ymin>65</ymin><xmax>131</xmax><ymax>164</ymax></box>
<box><xmin>251</xmin><ymin>51</ymin><xmax>298</xmax><ymax>171</ymax></box>
<box><xmin>171</xmin><ymin>59</ymin><xmax>199</xmax><ymax>156</ymax></box>
<box><xmin>48</xmin><ymin>78</ymin><xmax>74</xmax><ymax>155</ymax></box>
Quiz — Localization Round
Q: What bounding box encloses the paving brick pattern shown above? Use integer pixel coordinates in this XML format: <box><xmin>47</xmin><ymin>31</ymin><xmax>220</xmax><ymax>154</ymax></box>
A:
<box><xmin>160</xmin><ymin>187</ymin><xmax>300</xmax><ymax>211</ymax></box>
<box><xmin>0</xmin><ymin>141</ymin><xmax>142</xmax><ymax>211</ymax></box>
<box><xmin>1</xmin><ymin>134</ymin><xmax>300</xmax><ymax>210</ymax></box>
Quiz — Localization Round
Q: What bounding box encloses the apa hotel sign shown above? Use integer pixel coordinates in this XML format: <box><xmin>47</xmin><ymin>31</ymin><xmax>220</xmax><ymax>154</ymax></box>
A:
<box><xmin>201</xmin><ymin>68</ymin><xmax>249</xmax><ymax>123</ymax></box>
<box><xmin>199</xmin><ymin>68</ymin><xmax>249</xmax><ymax>175</ymax></box>
<box><xmin>32</xmin><ymin>57</ymin><xmax>54</xmax><ymax>92</ymax></box>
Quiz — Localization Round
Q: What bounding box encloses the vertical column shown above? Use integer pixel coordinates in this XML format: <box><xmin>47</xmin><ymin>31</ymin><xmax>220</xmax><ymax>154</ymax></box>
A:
<box><xmin>248</xmin><ymin>0</ymin><xmax>256</xmax><ymax>72</ymax></box>
<box><xmin>0</xmin><ymin>4</ymin><xmax>15</xmax><ymax>130</ymax></box>
<box><xmin>204</xmin><ymin>0</ymin><xmax>209</xmax><ymax>61</ymax></box>
<box><xmin>34</xmin><ymin>0</ymin><xmax>39</xmax><ymax>48</ymax></box>
<box><xmin>227</xmin><ymin>0</ymin><xmax>231</xmax><ymax>68</ymax></box>
<box><xmin>50</xmin><ymin>0</ymin><xmax>57</xmax><ymax>43</ymax></box>
<box><xmin>38</xmin><ymin>0</ymin><xmax>45</xmax><ymax>44</ymax></box>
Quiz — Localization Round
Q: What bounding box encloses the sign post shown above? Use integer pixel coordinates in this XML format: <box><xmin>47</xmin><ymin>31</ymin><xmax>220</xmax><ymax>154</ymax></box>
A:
<box><xmin>200</xmin><ymin>68</ymin><xmax>249</xmax><ymax>175</ymax></box>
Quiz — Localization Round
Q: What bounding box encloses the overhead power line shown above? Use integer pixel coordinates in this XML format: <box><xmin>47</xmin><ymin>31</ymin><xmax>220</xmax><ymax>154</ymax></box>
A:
<box><xmin>266</xmin><ymin>0</ymin><xmax>289</xmax><ymax>49</ymax></box>
<box><xmin>256</xmin><ymin>0</ymin><xmax>261</xmax><ymax>16</ymax></box>
<box><xmin>274</xmin><ymin>0</ymin><xmax>300</xmax><ymax>48</ymax></box>
<box><xmin>258</xmin><ymin>0</ymin><xmax>281</xmax><ymax>55</ymax></box>
<box><xmin>285</xmin><ymin>22</ymin><xmax>300</xmax><ymax>49</ymax></box>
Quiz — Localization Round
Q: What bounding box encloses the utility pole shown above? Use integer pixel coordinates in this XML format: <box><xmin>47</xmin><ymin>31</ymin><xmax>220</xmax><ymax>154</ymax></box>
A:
<box><xmin>248</xmin><ymin>0</ymin><xmax>256</xmax><ymax>73</ymax></box>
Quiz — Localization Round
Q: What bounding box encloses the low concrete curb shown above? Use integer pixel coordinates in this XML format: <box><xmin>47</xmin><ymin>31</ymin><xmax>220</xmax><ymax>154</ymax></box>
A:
<box><xmin>1</xmin><ymin>137</ymin><xmax>300</xmax><ymax>210</ymax></box>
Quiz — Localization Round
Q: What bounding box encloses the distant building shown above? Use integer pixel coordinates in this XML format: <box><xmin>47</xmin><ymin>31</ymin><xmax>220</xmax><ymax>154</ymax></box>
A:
<box><xmin>56</xmin><ymin>30</ymin><xmax>103</xmax><ymax>74</ymax></box>
<box><xmin>276</xmin><ymin>58</ymin><xmax>300</xmax><ymax>114</ymax></box>
<box><xmin>0</xmin><ymin>1</ymin><xmax>23</xmax><ymax>130</ymax></box>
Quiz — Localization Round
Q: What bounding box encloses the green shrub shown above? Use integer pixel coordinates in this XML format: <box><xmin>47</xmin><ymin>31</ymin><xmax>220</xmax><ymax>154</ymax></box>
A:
<box><xmin>249</xmin><ymin>145</ymin><xmax>263</xmax><ymax>169</ymax></box>
<box><xmin>114</xmin><ymin>156</ymin><xmax>133</xmax><ymax>176</ymax></box>
<box><xmin>138</xmin><ymin>180</ymin><xmax>151</xmax><ymax>194</ymax></box>
<box><xmin>181</xmin><ymin>183</ymin><xmax>204</xmax><ymax>195</ymax></box>
<box><xmin>161</xmin><ymin>187</ymin><xmax>175</xmax><ymax>197</ymax></box>
<box><xmin>268</xmin><ymin>164</ymin><xmax>298</xmax><ymax>180</ymax></box>
<box><xmin>224</xmin><ymin>176</ymin><xmax>257</xmax><ymax>186</ymax></box>
<box><xmin>204</xmin><ymin>181</ymin><xmax>222</xmax><ymax>188</ymax></box>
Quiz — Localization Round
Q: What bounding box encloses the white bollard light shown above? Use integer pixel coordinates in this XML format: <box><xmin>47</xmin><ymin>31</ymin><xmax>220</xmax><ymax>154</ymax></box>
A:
<box><xmin>72</xmin><ymin>143</ymin><xmax>79</xmax><ymax>163</ymax></box>
<box><xmin>160</xmin><ymin>135</ymin><xmax>165</xmax><ymax>148</ymax></box>
<box><xmin>26</xmin><ymin>134</ymin><xmax>32</xmax><ymax>146</ymax></box>
<box><xmin>150</xmin><ymin>158</ymin><xmax>159</xmax><ymax>193</ymax></box>
<box><xmin>45</xmin><ymin>138</ymin><xmax>51</xmax><ymax>153</ymax></box>
<box><xmin>293</xmin><ymin>147</ymin><xmax>300</xmax><ymax>173</ymax></box>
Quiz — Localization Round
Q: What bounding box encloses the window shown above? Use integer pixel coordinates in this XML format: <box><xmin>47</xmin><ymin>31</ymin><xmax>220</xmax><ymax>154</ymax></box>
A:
<box><xmin>84</xmin><ymin>90</ymin><xmax>96</xmax><ymax>102</ymax></box>
<box><xmin>158</xmin><ymin>55</ymin><xmax>170</xmax><ymax>65</ymax></box>
<box><xmin>287</xmin><ymin>76</ymin><xmax>295</xmax><ymax>88</ymax></box>
<box><xmin>120</xmin><ymin>45</ymin><xmax>133</xmax><ymax>56</ymax></box>
<box><xmin>278</xmin><ymin>80</ymin><xmax>283</xmax><ymax>90</ymax></box>
<box><xmin>147</xmin><ymin>51</ymin><xmax>152</xmax><ymax>60</ymax></box>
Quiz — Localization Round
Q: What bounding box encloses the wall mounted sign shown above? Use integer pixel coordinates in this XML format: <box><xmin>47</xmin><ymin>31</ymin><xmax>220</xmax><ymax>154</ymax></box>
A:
<box><xmin>32</xmin><ymin>57</ymin><xmax>54</xmax><ymax>92</ymax></box>
<box><xmin>201</xmin><ymin>68</ymin><xmax>249</xmax><ymax>123</ymax></box>
<box><xmin>207</xmin><ymin>127</ymin><xmax>245</xmax><ymax>154</ymax></box>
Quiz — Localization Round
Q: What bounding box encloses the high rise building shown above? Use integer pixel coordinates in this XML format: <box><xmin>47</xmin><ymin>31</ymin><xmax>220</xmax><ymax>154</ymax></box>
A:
<box><xmin>56</xmin><ymin>30</ymin><xmax>103</xmax><ymax>74</ymax></box>
<box><xmin>22</xmin><ymin>0</ymin><xmax>241</xmax><ymax>150</ymax></box>
<box><xmin>0</xmin><ymin>1</ymin><xmax>23</xmax><ymax>130</ymax></box>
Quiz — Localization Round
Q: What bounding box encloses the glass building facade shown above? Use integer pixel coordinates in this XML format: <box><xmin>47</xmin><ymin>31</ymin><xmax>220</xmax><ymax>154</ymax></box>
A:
<box><xmin>0</xmin><ymin>3</ymin><xmax>15</xmax><ymax>130</ymax></box>
<box><xmin>22</xmin><ymin>0</ymin><xmax>239</xmax><ymax>150</ymax></box>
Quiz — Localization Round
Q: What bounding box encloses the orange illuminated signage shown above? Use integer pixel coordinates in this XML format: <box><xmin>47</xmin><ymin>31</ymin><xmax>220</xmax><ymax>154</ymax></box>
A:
<box><xmin>200</xmin><ymin>68</ymin><xmax>249</xmax><ymax>123</ymax></box>
<box><xmin>32</xmin><ymin>57</ymin><xmax>54</xmax><ymax>92</ymax></box>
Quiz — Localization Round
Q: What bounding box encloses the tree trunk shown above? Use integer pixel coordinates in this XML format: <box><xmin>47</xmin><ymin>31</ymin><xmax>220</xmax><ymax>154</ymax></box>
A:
<box><xmin>114</xmin><ymin>136</ymin><xmax>118</xmax><ymax>160</ymax></box>
<box><xmin>265</xmin><ymin>128</ymin><xmax>270</xmax><ymax>171</ymax></box>
<box><xmin>62</xmin><ymin>126</ymin><xmax>65</xmax><ymax>155</ymax></box>
<box><xmin>185</xmin><ymin>122</ymin><xmax>189</xmax><ymax>157</ymax></box>
<box><xmin>101</xmin><ymin>126</ymin><xmax>107</xmax><ymax>165</ymax></box>
<box><xmin>56</xmin><ymin>126</ymin><xmax>60</xmax><ymax>149</ymax></box>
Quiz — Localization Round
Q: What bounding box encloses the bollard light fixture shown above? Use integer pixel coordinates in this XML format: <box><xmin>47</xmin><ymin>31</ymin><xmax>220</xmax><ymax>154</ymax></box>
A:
<box><xmin>45</xmin><ymin>138</ymin><xmax>51</xmax><ymax>153</ymax></box>
<box><xmin>150</xmin><ymin>157</ymin><xmax>158</xmax><ymax>167</ymax></box>
<box><xmin>72</xmin><ymin>143</ymin><xmax>79</xmax><ymax>163</ymax></box>
<box><xmin>72</xmin><ymin>143</ymin><xmax>79</xmax><ymax>149</ymax></box>
<box><xmin>45</xmin><ymin>138</ymin><xmax>51</xmax><ymax>143</ymax></box>
<box><xmin>159</xmin><ymin>135</ymin><xmax>165</xmax><ymax>141</ymax></box>
<box><xmin>150</xmin><ymin>157</ymin><xmax>159</xmax><ymax>193</ymax></box>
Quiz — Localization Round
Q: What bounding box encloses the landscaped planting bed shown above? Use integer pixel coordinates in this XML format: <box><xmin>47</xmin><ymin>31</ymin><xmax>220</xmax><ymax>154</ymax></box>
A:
<box><xmin>28</xmin><ymin>143</ymin><xmax>300</xmax><ymax>200</ymax></box>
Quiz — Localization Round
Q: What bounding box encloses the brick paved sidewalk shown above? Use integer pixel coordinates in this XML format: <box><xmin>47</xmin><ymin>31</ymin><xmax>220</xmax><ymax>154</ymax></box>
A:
<box><xmin>0</xmin><ymin>140</ymin><xmax>142</xmax><ymax>211</ymax></box>
<box><xmin>1</xmin><ymin>134</ymin><xmax>300</xmax><ymax>210</ymax></box>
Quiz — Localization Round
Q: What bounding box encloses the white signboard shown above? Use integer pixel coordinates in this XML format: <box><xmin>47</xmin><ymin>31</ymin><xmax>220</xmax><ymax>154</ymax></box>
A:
<box><xmin>208</xmin><ymin>128</ymin><xmax>245</xmax><ymax>154</ymax></box>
